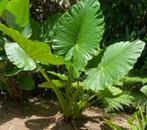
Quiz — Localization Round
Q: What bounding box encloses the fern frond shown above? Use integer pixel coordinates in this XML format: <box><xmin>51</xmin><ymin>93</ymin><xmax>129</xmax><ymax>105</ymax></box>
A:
<box><xmin>104</xmin><ymin>93</ymin><xmax>134</xmax><ymax>112</ymax></box>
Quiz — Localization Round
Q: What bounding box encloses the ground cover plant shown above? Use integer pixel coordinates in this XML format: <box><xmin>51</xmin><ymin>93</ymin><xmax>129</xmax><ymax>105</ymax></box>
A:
<box><xmin>105</xmin><ymin>106</ymin><xmax>147</xmax><ymax>130</ymax></box>
<box><xmin>0</xmin><ymin>0</ymin><xmax>147</xmax><ymax>129</ymax></box>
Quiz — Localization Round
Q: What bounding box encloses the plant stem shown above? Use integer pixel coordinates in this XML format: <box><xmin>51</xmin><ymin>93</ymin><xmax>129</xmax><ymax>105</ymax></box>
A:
<box><xmin>88</xmin><ymin>97</ymin><xmax>99</xmax><ymax>106</ymax></box>
<box><xmin>66</xmin><ymin>66</ymin><xmax>73</xmax><ymax>101</ymax></box>
<box><xmin>37</xmin><ymin>64</ymin><xmax>66</xmax><ymax>112</ymax></box>
<box><xmin>88</xmin><ymin>95</ymin><xmax>96</xmax><ymax>102</ymax></box>
<box><xmin>139</xmin><ymin>107</ymin><xmax>146</xmax><ymax>128</ymax></box>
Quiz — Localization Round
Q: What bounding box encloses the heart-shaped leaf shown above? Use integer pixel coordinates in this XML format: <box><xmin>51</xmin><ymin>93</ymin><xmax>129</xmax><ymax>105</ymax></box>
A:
<box><xmin>83</xmin><ymin>40</ymin><xmax>145</xmax><ymax>91</ymax></box>
<box><xmin>53</xmin><ymin>0</ymin><xmax>104</xmax><ymax>75</ymax></box>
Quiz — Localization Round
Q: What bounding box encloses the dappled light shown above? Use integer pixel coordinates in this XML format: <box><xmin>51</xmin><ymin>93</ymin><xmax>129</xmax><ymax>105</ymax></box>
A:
<box><xmin>0</xmin><ymin>0</ymin><xmax>147</xmax><ymax>129</ymax></box>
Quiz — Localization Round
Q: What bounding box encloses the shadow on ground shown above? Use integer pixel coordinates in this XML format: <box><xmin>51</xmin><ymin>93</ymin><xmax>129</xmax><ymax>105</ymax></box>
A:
<box><xmin>0</xmin><ymin>97</ymin><xmax>130</xmax><ymax>130</ymax></box>
<box><xmin>0</xmin><ymin>96</ymin><xmax>59</xmax><ymax>125</ymax></box>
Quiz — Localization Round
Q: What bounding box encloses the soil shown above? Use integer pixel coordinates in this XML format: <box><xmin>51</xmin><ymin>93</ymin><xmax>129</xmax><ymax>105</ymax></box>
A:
<box><xmin>0</xmin><ymin>96</ymin><xmax>130</xmax><ymax>130</ymax></box>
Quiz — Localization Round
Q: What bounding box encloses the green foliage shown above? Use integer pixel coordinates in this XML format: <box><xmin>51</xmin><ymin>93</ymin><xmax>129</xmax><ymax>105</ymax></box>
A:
<box><xmin>17</xmin><ymin>76</ymin><xmax>34</xmax><ymax>90</ymax></box>
<box><xmin>47</xmin><ymin>71</ymin><xmax>68</xmax><ymax>81</ymax></box>
<box><xmin>0</xmin><ymin>0</ymin><xmax>32</xmax><ymax>97</ymax></box>
<box><xmin>5</xmin><ymin>43</ymin><xmax>36</xmax><ymax>70</ymax></box>
<box><xmin>0</xmin><ymin>0</ymin><xmax>30</xmax><ymax>28</ymax></box>
<box><xmin>128</xmin><ymin>106</ymin><xmax>147</xmax><ymax>130</ymax></box>
<box><xmin>140</xmin><ymin>85</ymin><xmax>147</xmax><ymax>96</ymax></box>
<box><xmin>99</xmin><ymin>0</ymin><xmax>147</xmax><ymax>44</ymax></box>
<box><xmin>115</xmin><ymin>76</ymin><xmax>147</xmax><ymax>107</ymax></box>
<box><xmin>53</xmin><ymin>0</ymin><xmax>104</xmax><ymax>76</ymax></box>
<box><xmin>104</xmin><ymin>119</ymin><xmax>122</xmax><ymax>130</ymax></box>
<box><xmin>0</xmin><ymin>0</ymin><xmax>8</xmax><ymax>16</ymax></box>
<box><xmin>0</xmin><ymin>51</ymin><xmax>21</xmax><ymax>76</ymax></box>
<box><xmin>31</xmin><ymin>13</ymin><xmax>61</xmax><ymax>41</ymax></box>
<box><xmin>83</xmin><ymin>40</ymin><xmax>145</xmax><ymax>91</ymax></box>
<box><xmin>3</xmin><ymin>65</ymin><xmax>21</xmax><ymax>76</ymax></box>
<box><xmin>0</xmin><ymin>23</ymin><xmax>64</xmax><ymax>70</ymax></box>
<box><xmin>123</xmin><ymin>76</ymin><xmax>147</xmax><ymax>84</ymax></box>
<box><xmin>39</xmin><ymin>80</ymin><xmax>65</xmax><ymax>89</ymax></box>
<box><xmin>99</xmin><ymin>0</ymin><xmax>147</xmax><ymax>72</ymax></box>
<box><xmin>104</xmin><ymin>93</ymin><xmax>134</xmax><ymax>112</ymax></box>
<box><xmin>0</xmin><ymin>0</ymin><xmax>145</xmax><ymax>119</ymax></box>
<box><xmin>105</xmin><ymin>107</ymin><xmax>147</xmax><ymax>130</ymax></box>
<box><xmin>99</xmin><ymin>86</ymin><xmax>134</xmax><ymax>112</ymax></box>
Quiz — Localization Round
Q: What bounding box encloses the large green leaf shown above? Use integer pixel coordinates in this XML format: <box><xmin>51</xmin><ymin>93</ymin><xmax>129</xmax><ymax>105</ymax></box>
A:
<box><xmin>0</xmin><ymin>0</ymin><xmax>8</xmax><ymax>16</ymax></box>
<box><xmin>0</xmin><ymin>23</ymin><xmax>64</xmax><ymax>70</ymax></box>
<box><xmin>53</xmin><ymin>0</ymin><xmax>104</xmax><ymax>74</ymax></box>
<box><xmin>0</xmin><ymin>0</ymin><xmax>29</xmax><ymax>27</ymax></box>
<box><xmin>5</xmin><ymin>43</ymin><xmax>36</xmax><ymax>70</ymax></box>
<box><xmin>83</xmin><ymin>40</ymin><xmax>145</xmax><ymax>91</ymax></box>
<box><xmin>140</xmin><ymin>85</ymin><xmax>147</xmax><ymax>96</ymax></box>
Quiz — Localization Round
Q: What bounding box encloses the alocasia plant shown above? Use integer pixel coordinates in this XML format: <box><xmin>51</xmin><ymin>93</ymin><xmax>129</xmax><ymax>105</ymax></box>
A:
<box><xmin>0</xmin><ymin>0</ymin><xmax>34</xmax><ymax>97</ymax></box>
<box><xmin>0</xmin><ymin>0</ymin><xmax>145</xmax><ymax>119</ymax></box>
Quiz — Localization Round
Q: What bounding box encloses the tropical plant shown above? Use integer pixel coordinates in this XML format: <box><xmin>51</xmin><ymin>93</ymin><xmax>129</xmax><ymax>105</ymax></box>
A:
<box><xmin>105</xmin><ymin>106</ymin><xmax>147</xmax><ymax>130</ymax></box>
<box><xmin>100</xmin><ymin>75</ymin><xmax>147</xmax><ymax>112</ymax></box>
<box><xmin>0</xmin><ymin>0</ymin><xmax>145</xmax><ymax>119</ymax></box>
<box><xmin>104</xmin><ymin>119</ymin><xmax>122</xmax><ymax>130</ymax></box>
<box><xmin>0</xmin><ymin>0</ymin><xmax>35</xmax><ymax>99</ymax></box>
<box><xmin>98</xmin><ymin>86</ymin><xmax>134</xmax><ymax>112</ymax></box>
<box><xmin>99</xmin><ymin>0</ymin><xmax>147</xmax><ymax>74</ymax></box>
<box><xmin>128</xmin><ymin>106</ymin><xmax>147</xmax><ymax>130</ymax></box>
<box><xmin>113</xmin><ymin>76</ymin><xmax>147</xmax><ymax>108</ymax></box>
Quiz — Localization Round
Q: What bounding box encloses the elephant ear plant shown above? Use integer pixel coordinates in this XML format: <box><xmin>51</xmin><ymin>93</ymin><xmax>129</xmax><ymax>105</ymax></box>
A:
<box><xmin>0</xmin><ymin>0</ymin><xmax>34</xmax><ymax>98</ymax></box>
<box><xmin>0</xmin><ymin>0</ymin><xmax>145</xmax><ymax>120</ymax></box>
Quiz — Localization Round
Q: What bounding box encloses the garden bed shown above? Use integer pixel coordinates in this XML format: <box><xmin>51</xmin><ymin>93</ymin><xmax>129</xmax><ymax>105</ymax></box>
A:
<box><xmin>0</xmin><ymin>97</ymin><xmax>130</xmax><ymax>130</ymax></box>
